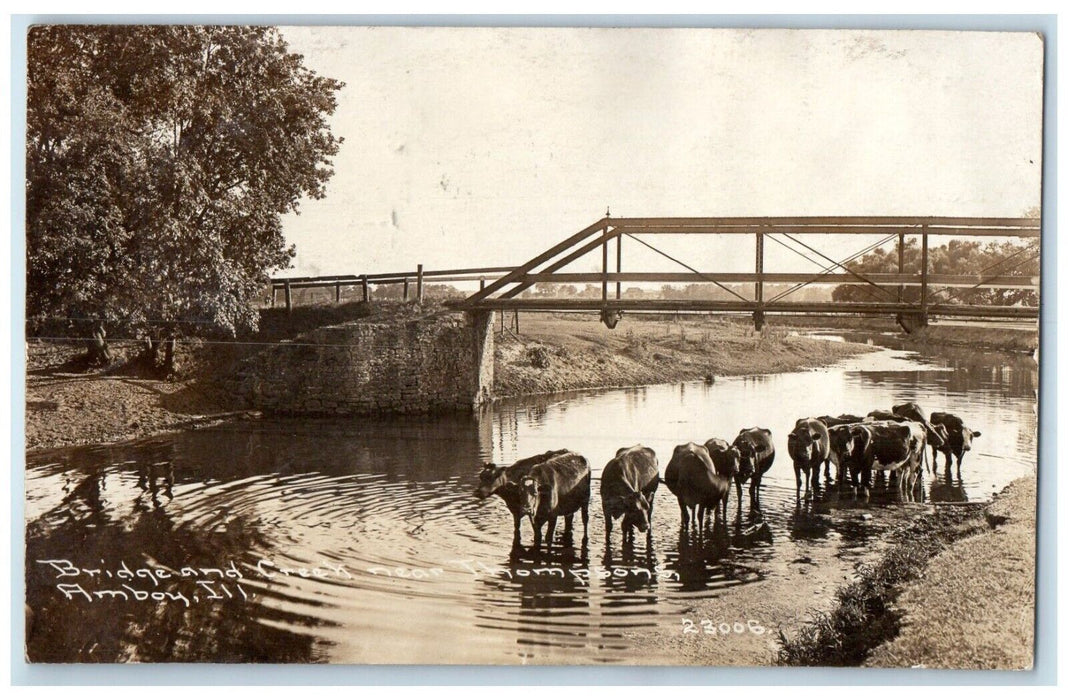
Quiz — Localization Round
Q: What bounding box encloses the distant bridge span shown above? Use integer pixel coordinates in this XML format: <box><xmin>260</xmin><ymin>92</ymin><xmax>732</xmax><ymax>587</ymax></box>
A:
<box><xmin>272</xmin><ymin>215</ymin><xmax>1040</xmax><ymax>332</ymax></box>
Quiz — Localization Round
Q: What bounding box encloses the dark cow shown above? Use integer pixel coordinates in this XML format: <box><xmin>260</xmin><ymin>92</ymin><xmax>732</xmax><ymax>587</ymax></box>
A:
<box><xmin>817</xmin><ymin>414</ymin><xmax>865</xmax><ymax>428</ymax></box>
<box><xmin>663</xmin><ymin>442</ymin><xmax>731</xmax><ymax>528</ymax></box>
<box><xmin>474</xmin><ymin>449</ymin><xmax>568</xmax><ymax>548</ymax></box>
<box><xmin>731</xmin><ymin>428</ymin><xmax>775</xmax><ymax>514</ymax></box>
<box><xmin>892</xmin><ymin>402</ymin><xmax>948</xmax><ymax>450</ymax></box>
<box><xmin>858</xmin><ymin>420</ymin><xmax>928</xmax><ymax>501</ymax></box>
<box><xmin>930</xmin><ymin>412</ymin><xmax>982</xmax><ymax>473</ymax></box>
<box><xmin>828</xmin><ymin>423</ymin><xmax>872</xmax><ymax>497</ymax></box>
<box><xmin>818</xmin><ymin>415</ymin><xmax>865</xmax><ymax>484</ymax></box>
<box><xmin>600</xmin><ymin>445</ymin><xmax>659</xmax><ymax>543</ymax></box>
<box><xmin>518</xmin><ymin>451</ymin><xmax>592</xmax><ymax>549</ymax></box>
<box><xmin>788</xmin><ymin>418</ymin><xmax>831</xmax><ymax>500</ymax></box>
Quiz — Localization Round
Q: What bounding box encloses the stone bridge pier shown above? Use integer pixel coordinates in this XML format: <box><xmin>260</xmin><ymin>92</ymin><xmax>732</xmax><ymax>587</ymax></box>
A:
<box><xmin>230</xmin><ymin>310</ymin><xmax>495</xmax><ymax>415</ymax></box>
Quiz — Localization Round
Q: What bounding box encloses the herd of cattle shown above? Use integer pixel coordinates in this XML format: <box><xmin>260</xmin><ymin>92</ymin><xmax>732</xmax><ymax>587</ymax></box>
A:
<box><xmin>474</xmin><ymin>402</ymin><xmax>981</xmax><ymax>549</ymax></box>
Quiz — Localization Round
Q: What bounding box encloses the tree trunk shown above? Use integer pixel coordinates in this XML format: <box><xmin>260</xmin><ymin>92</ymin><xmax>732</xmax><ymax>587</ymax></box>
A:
<box><xmin>86</xmin><ymin>322</ymin><xmax>111</xmax><ymax>366</ymax></box>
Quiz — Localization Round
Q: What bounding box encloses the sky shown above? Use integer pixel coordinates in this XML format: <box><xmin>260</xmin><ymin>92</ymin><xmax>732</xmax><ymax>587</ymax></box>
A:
<box><xmin>276</xmin><ymin>27</ymin><xmax>1044</xmax><ymax>279</ymax></box>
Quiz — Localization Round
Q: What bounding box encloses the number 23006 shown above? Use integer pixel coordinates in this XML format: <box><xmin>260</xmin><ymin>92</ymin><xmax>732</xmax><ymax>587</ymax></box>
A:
<box><xmin>681</xmin><ymin>619</ymin><xmax>765</xmax><ymax>636</ymax></box>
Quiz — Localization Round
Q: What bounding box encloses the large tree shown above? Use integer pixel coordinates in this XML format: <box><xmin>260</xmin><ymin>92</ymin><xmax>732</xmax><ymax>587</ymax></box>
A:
<box><xmin>27</xmin><ymin>25</ymin><xmax>343</xmax><ymax>362</ymax></box>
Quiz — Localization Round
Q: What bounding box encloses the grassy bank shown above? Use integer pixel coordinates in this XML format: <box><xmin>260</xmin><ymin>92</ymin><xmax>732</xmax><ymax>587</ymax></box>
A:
<box><xmin>778</xmin><ymin>474</ymin><xmax>1036</xmax><ymax>669</ymax></box>
<box><xmin>493</xmin><ymin>313</ymin><xmax>877</xmax><ymax>398</ymax></box>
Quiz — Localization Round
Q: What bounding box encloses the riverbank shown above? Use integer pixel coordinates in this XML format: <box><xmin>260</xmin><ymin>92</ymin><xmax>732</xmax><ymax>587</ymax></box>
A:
<box><xmin>775</xmin><ymin>474</ymin><xmax>1036</xmax><ymax>670</ymax></box>
<box><xmin>492</xmin><ymin>313</ymin><xmax>877</xmax><ymax>398</ymax></box>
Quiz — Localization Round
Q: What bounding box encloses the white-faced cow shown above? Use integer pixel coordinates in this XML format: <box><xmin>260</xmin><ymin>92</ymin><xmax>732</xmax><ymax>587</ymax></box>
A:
<box><xmin>663</xmin><ymin>442</ymin><xmax>731</xmax><ymax>528</ymax></box>
<box><xmin>788</xmin><ymin>418</ymin><xmax>831</xmax><ymax>501</ymax></box>
<box><xmin>474</xmin><ymin>449</ymin><xmax>568</xmax><ymax>549</ymax></box>
<box><xmin>929</xmin><ymin>412</ymin><xmax>982</xmax><ymax>474</ymax></box>
<box><xmin>600</xmin><ymin>445</ymin><xmax>659</xmax><ymax>545</ymax></box>
<box><xmin>518</xmin><ymin>451</ymin><xmax>591</xmax><ymax>549</ymax></box>
<box><xmin>731</xmin><ymin>428</ymin><xmax>776</xmax><ymax>515</ymax></box>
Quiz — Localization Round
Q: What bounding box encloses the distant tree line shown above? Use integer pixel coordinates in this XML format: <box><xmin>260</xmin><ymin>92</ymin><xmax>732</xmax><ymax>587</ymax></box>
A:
<box><xmin>831</xmin><ymin>239</ymin><xmax>1038</xmax><ymax>307</ymax></box>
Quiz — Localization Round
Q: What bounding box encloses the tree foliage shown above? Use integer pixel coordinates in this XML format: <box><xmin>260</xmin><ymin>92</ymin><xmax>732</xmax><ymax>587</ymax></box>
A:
<box><xmin>831</xmin><ymin>239</ymin><xmax>1039</xmax><ymax>307</ymax></box>
<box><xmin>27</xmin><ymin>25</ymin><xmax>344</xmax><ymax>337</ymax></box>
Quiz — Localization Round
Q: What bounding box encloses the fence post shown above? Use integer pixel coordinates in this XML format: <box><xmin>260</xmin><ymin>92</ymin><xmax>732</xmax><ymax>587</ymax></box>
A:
<box><xmin>284</xmin><ymin>282</ymin><xmax>292</xmax><ymax>312</ymax></box>
<box><xmin>361</xmin><ymin>275</ymin><xmax>369</xmax><ymax>303</ymax></box>
<box><xmin>403</xmin><ymin>278</ymin><xmax>409</xmax><ymax>301</ymax></box>
<box><xmin>416</xmin><ymin>264</ymin><xmax>424</xmax><ymax>303</ymax></box>
<box><xmin>335</xmin><ymin>283</ymin><xmax>341</xmax><ymax>303</ymax></box>
<box><xmin>270</xmin><ymin>286</ymin><xmax>276</xmax><ymax>307</ymax></box>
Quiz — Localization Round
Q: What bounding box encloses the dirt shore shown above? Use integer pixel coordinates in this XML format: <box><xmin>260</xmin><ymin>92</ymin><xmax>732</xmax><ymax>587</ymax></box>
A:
<box><xmin>493</xmin><ymin>313</ymin><xmax>876</xmax><ymax>398</ymax></box>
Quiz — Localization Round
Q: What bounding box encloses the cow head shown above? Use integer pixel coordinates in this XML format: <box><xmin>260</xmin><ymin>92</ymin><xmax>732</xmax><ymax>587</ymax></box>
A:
<box><xmin>474</xmin><ymin>463</ymin><xmax>508</xmax><ymax>499</ymax></box>
<box><xmin>733</xmin><ymin>435</ymin><xmax>758</xmax><ymax>480</ymax></box>
<box><xmin>518</xmin><ymin>477</ymin><xmax>541</xmax><ymax>517</ymax></box>
<box><xmin>830</xmin><ymin>424</ymin><xmax>868</xmax><ymax>463</ymax></box>
<box><xmin>954</xmin><ymin>427</ymin><xmax>982</xmax><ymax>458</ymax></box>
<box><xmin>621</xmin><ymin>492</ymin><xmax>651</xmax><ymax>533</ymax></box>
<box><xmin>789</xmin><ymin>422</ymin><xmax>822</xmax><ymax>463</ymax></box>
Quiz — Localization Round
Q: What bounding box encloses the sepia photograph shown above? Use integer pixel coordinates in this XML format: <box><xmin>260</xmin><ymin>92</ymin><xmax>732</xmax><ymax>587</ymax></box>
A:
<box><xmin>21</xmin><ymin>23</ymin><xmax>1043</xmax><ymax>669</ymax></box>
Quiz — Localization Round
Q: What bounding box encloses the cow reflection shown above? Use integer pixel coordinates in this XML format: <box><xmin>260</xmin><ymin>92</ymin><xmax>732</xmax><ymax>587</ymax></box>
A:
<box><xmin>928</xmin><ymin>470</ymin><xmax>969</xmax><ymax>503</ymax></box>
<box><xmin>135</xmin><ymin>462</ymin><xmax>174</xmax><ymax>510</ymax></box>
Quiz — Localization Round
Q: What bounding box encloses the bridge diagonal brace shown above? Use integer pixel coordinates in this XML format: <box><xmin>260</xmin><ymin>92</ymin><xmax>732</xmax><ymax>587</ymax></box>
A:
<box><xmin>623</xmin><ymin>233</ymin><xmax>751</xmax><ymax>303</ymax></box>
<box><xmin>770</xmin><ymin>232</ymin><xmax>902</xmax><ymax>303</ymax></box>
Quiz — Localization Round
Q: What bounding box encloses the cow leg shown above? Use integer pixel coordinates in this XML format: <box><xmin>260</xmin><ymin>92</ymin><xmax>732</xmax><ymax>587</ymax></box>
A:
<box><xmin>511</xmin><ymin>513</ymin><xmax>523</xmax><ymax>549</ymax></box>
<box><xmin>794</xmin><ymin>467</ymin><xmax>802</xmax><ymax>502</ymax></box>
<box><xmin>532</xmin><ymin>520</ymin><xmax>543</xmax><ymax>549</ymax></box>
<box><xmin>824</xmin><ymin>458</ymin><xmax>833</xmax><ymax>482</ymax></box>
<box><xmin>677</xmin><ymin>497</ymin><xmax>689</xmax><ymax>528</ymax></box>
<box><xmin>812</xmin><ymin>463</ymin><xmax>821</xmax><ymax>493</ymax></box>
<box><xmin>750</xmin><ymin>477</ymin><xmax>760</xmax><ymax>513</ymax></box>
<box><xmin>563</xmin><ymin>512</ymin><xmax>574</xmax><ymax>544</ymax></box>
<box><xmin>603</xmin><ymin>507</ymin><xmax>613</xmax><ymax>542</ymax></box>
<box><xmin>545</xmin><ymin>517</ymin><xmax>558</xmax><ymax>548</ymax></box>
<box><xmin>581</xmin><ymin>502</ymin><xmax>589</xmax><ymax>541</ymax></box>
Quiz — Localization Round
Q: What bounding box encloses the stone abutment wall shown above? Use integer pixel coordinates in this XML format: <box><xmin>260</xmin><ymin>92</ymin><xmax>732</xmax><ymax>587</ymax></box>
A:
<box><xmin>229</xmin><ymin>310</ymin><xmax>494</xmax><ymax>415</ymax></box>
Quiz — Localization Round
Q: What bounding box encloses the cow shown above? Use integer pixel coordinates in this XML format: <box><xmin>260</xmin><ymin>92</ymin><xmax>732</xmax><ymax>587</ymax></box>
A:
<box><xmin>663</xmin><ymin>442</ymin><xmax>730</xmax><ymax>528</ymax></box>
<box><xmin>857</xmin><ymin>420</ymin><xmax>928</xmax><ymax>502</ymax></box>
<box><xmin>731</xmin><ymin>428</ymin><xmax>776</xmax><ymax>515</ymax></box>
<box><xmin>600</xmin><ymin>445</ymin><xmax>659</xmax><ymax>544</ymax></box>
<box><xmin>517</xmin><ymin>451</ymin><xmax>592</xmax><ymax>549</ymax></box>
<box><xmin>828</xmin><ymin>423</ymin><xmax>872</xmax><ymax>497</ymax></box>
<box><xmin>788</xmin><ymin>418</ymin><xmax>831</xmax><ymax>500</ymax></box>
<box><xmin>892</xmin><ymin>402</ymin><xmax>948</xmax><ymax>451</ymax></box>
<box><xmin>817</xmin><ymin>414</ymin><xmax>866</xmax><ymax>428</ymax></box>
<box><xmin>818</xmin><ymin>415</ymin><xmax>865</xmax><ymax>484</ymax></box>
<box><xmin>474</xmin><ymin>449</ymin><xmax>569</xmax><ymax>548</ymax></box>
<box><xmin>930</xmin><ymin>412</ymin><xmax>982</xmax><ymax>473</ymax></box>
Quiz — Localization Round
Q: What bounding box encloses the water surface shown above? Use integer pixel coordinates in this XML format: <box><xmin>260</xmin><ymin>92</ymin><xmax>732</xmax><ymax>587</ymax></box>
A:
<box><xmin>25</xmin><ymin>343</ymin><xmax>1037</xmax><ymax>663</ymax></box>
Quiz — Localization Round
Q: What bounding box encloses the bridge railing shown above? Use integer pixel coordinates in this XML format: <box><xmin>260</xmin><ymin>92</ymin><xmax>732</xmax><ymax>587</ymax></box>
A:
<box><xmin>269</xmin><ymin>265</ymin><xmax>515</xmax><ymax>310</ymax></box>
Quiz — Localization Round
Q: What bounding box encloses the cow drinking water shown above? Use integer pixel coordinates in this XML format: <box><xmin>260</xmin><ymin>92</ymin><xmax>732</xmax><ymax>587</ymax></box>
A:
<box><xmin>517</xmin><ymin>451</ymin><xmax>591</xmax><ymax>549</ymax></box>
<box><xmin>663</xmin><ymin>442</ymin><xmax>730</xmax><ymax>529</ymax></box>
<box><xmin>731</xmin><ymin>428</ymin><xmax>775</xmax><ymax>515</ymax></box>
<box><xmin>600</xmin><ymin>445</ymin><xmax>659</xmax><ymax>545</ymax></box>
<box><xmin>474</xmin><ymin>449</ymin><xmax>568</xmax><ymax>549</ymax></box>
